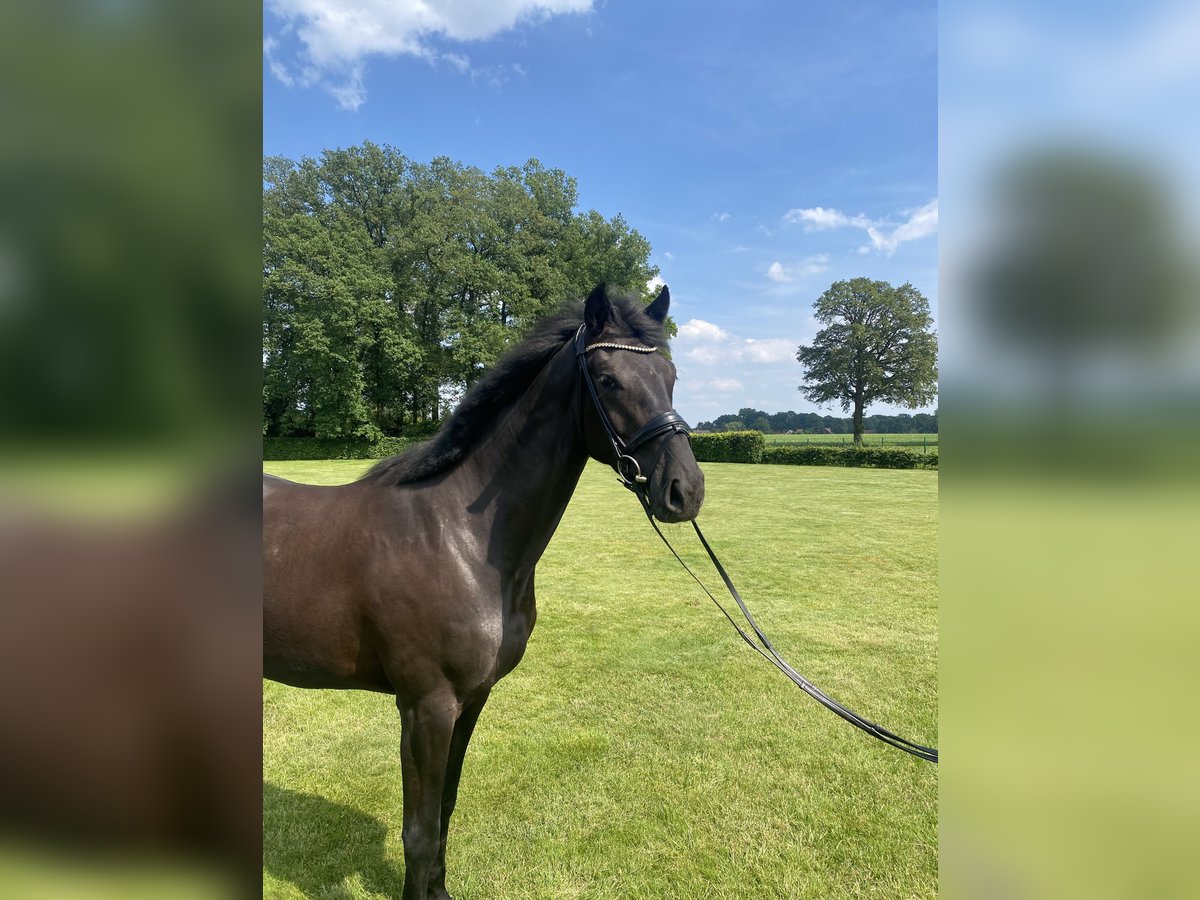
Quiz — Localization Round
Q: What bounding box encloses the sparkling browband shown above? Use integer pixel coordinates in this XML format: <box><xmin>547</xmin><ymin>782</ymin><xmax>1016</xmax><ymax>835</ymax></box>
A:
<box><xmin>584</xmin><ymin>342</ymin><xmax>658</xmax><ymax>354</ymax></box>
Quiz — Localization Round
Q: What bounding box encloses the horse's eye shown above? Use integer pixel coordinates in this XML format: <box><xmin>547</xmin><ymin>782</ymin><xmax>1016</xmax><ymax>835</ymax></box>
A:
<box><xmin>596</xmin><ymin>374</ymin><xmax>618</xmax><ymax>390</ymax></box>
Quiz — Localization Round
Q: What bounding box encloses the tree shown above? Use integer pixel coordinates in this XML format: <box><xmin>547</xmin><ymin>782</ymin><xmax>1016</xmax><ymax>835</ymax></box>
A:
<box><xmin>262</xmin><ymin>143</ymin><xmax>661</xmax><ymax>438</ymax></box>
<box><xmin>796</xmin><ymin>278</ymin><xmax>938</xmax><ymax>445</ymax></box>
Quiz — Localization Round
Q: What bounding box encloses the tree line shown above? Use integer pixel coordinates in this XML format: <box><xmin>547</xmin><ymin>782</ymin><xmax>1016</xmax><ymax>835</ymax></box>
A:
<box><xmin>262</xmin><ymin>145</ymin><xmax>938</xmax><ymax>445</ymax></box>
<box><xmin>263</xmin><ymin>142</ymin><xmax>660</xmax><ymax>440</ymax></box>
<box><xmin>696</xmin><ymin>409</ymin><xmax>937</xmax><ymax>435</ymax></box>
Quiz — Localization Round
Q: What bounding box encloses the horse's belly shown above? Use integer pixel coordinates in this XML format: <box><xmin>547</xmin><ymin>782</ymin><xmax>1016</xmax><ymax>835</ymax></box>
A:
<box><xmin>263</xmin><ymin>599</ymin><xmax>392</xmax><ymax>692</ymax></box>
<box><xmin>262</xmin><ymin>550</ymin><xmax>392</xmax><ymax>691</ymax></box>
<box><xmin>263</xmin><ymin>654</ymin><xmax>390</xmax><ymax>692</ymax></box>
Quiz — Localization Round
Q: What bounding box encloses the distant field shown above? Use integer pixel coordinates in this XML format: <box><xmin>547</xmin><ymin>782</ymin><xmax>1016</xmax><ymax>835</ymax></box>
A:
<box><xmin>263</xmin><ymin>459</ymin><xmax>938</xmax><ymax>899</ymax></box>
<box><xmin>763</xmin><ymin>432</ymin><xmax>938</xmax><ymax>450</ymax></box>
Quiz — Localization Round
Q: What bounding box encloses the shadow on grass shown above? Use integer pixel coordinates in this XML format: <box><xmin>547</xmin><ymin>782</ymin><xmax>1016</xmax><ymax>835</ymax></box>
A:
<box><xmin>263</xmin><ymin>782</ymin><xmax>403</xmax><ymax>898</ymax></box>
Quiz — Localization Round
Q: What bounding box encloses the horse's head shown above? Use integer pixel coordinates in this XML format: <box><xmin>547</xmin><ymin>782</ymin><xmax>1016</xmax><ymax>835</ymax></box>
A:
<box><xmin>577</xmin><ymin>282</ymin><xmax>705</xmax><ymax>523</ymax></box>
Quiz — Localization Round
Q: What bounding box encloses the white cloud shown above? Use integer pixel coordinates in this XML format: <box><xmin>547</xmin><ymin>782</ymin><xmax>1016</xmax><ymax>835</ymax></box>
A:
<box><xmin>861</xmin><ymin>199</ymin><xmax>939</xmax><ymax>255</ymax></box>
<box><xmin>678</xmin><ymin>319</ymin><xmax>729</xmax><ymax>342</ymax></box>
<box><xmin>766</xmin><ymin>261</ymin><xmax>791</xmax><ymax>283</ymax></box>
<box><xmin>766</xmin><ymin>254</ymin><xmax>828</xmax><ymax>283</ymax></box>
<box><xmin>782</xmin><ymin>199</ymin><xmax>937</xmax><ymax>256</ymax></box>
<box><xmin>675</xmin><ymin>319</ymin><xmax>795</xmax><ymax>366</ymax></box>
<box><xmin>671</xmin><ymin>318</ymin><xmax>805</xmax><ymax>422</ymax></box>
<box><xmin>711</xmin><ymin>211</ymin><xmax>731</xmax><ymax>222</ymax></box>
<box><xmin>740</xmin><ymin>339</ymin><xmax>797</xmax><ymax>364</ymax></box>
<box><xmin>663</xmin><ymin>251</ymin><xmax>675</xmax><ymax>260</ymax></box>
<box><xmin>646</xmin><ymin>274</ymin><xmax>665</xmax><ymax>293</ymax></box>
<box><xmin>266</xmin><ymin>0</ymin><xmax>592</xmax><ymax>109</ymax></box>
<box><xmin>442</xmin><ymin>52</ymin><xmax>471</xmax><ymax>73</ymax></box>
<box><xmin>264</xmin><ymin>36</ymin><xmax>296</xmax><ymax>86</ymax></box>
<box><xmin>466</xmin><ymin>62</ymin><xmax>521</xmax><ymax>89</ymax></box>
<box><xmin>784</xmin><ymin>206</ymin><xmax>872</xmax><ymax>231</ymax></box>
<box><xmin>326</xmin><ymin>66</ymin><xmax>367</xmax><ymax>110</ymax></box>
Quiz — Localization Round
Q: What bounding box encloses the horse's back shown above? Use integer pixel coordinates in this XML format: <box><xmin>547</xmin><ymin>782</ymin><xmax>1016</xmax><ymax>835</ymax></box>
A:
<box><xmin>262</xmin><ymin>471</ymin><xmax>292</xmax><ymax>488</ymax></box>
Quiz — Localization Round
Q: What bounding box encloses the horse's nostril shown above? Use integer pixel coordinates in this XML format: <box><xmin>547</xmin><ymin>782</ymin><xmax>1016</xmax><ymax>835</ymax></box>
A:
<box><xmin>669</xmin><ymin>479</ymin><xmax>685</xmax><ymax>511</ymax></box>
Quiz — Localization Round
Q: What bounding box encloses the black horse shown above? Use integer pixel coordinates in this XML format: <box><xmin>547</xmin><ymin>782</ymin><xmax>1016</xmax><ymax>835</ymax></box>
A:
<box><xmin>264</xmin><ymin>284</ymin><xmax>705</xmax><ymax>900</ymax></box>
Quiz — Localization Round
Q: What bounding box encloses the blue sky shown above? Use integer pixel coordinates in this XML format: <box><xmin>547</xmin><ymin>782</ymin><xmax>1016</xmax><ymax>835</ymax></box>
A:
<box><xmin>264</xmin><ymin>0</ymin><xmax>938</xmax><ymax>425</ymax></box>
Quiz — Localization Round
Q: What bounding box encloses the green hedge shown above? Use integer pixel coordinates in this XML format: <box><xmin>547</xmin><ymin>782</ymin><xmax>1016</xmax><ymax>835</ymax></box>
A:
<box><xmin>762</xmin><ymin>443</ymin><xmax>937</xmax><ymax>469</ymax></box>
<box><xmin>263</xmin><ymin>431</ymin><xmax>937</xmax><ymax>470</ymax></box>
<box><xmin>263</xmin><ymin>436</ymin><xmax>413</xmax><ymax>461</ymax></box>
<box><xmin>690</xmin><ymin>430</ymin><xmax>766</xmax><ymax>464</ymax></box>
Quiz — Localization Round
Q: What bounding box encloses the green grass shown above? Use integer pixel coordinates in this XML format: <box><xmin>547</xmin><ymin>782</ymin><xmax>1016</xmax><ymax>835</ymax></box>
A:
<box><xmin>764</xmin><ymin>433</ymin><xmax>938</xmax><ymax>451</ymax></box>
<box><xmin>263</xmin><ymin>460</ymin><xmax>938</xmax><ymax>899</ymax></box>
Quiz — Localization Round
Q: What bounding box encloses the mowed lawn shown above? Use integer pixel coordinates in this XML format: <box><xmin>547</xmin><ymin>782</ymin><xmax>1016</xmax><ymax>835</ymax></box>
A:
<box><xmin>263</xmin><ymin>460</ymin><xmax>938</xmax><ymax>899</ymax></box>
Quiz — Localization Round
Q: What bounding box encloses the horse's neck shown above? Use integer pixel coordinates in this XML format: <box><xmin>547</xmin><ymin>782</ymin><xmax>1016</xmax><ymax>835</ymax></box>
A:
<box><xmin>454</xmin><ymin>343</ymin><xmax>590</xmax><ymax>573</ymax></box>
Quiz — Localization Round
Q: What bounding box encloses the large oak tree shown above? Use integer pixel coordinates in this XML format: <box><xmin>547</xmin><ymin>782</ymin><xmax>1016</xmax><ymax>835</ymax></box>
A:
<box><xmin>796</xmin><ymin>278</ymin><xmax>938</xmax><ymax>444</ymax></box>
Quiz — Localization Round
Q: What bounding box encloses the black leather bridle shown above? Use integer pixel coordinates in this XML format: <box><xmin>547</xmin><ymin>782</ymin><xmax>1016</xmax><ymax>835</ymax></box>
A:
<box><xmin>574</xmin><ymin>324</ymin><xmax>939</xmax><ymax>765</ymax></box>
<box><xmin>574</xmin><ymin>325</ymin><xmax>691</xmax><ymax>490</ymax></box>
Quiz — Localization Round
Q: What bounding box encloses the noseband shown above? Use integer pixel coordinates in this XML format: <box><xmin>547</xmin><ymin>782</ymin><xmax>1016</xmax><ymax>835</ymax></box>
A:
<box><xmin>574</xmin><ymin>325</ymin><xmax>690</xmax><ymax>490</ymax></box>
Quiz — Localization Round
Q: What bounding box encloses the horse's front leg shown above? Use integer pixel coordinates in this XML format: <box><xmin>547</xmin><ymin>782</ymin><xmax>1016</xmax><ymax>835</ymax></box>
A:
<box><xmin>428</xmin><ymin>688</ymin><xmax>491</xmax><ymax>900</ymax></box>
<box><xmin>397</xmin><ymin>690</ymin><xmax>458</xmax><ymax>900</ymax></box>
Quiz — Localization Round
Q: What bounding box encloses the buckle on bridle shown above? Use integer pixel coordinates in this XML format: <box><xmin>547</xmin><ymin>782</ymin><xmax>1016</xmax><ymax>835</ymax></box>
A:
<box><xmin>617</xmin><ymin>454</ymin><xmax>648</xmax><ymax>486</ymax></box>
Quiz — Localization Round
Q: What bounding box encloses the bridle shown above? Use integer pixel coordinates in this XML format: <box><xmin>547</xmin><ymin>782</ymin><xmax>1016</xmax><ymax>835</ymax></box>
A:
<box><xmin>574</xmin><ymin>324</ymin><xmax>690</xmax><ymax>490</ymax></box>
<box><xmin>573</xmin><ymin>323</ymin><xmax>939</xmax><ymax>765</ymax></box>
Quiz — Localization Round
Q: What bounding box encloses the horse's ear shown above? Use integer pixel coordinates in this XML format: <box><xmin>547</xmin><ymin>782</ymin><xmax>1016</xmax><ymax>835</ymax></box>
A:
<box><xmin>584</xmin><ymin>282</ymin><xmax>611</xmax><ymax>333</ymax></box>
<box><xmin>646</xmin><ymin>284</ymin><xmax>670</xmax><ymax>322</ymax></box>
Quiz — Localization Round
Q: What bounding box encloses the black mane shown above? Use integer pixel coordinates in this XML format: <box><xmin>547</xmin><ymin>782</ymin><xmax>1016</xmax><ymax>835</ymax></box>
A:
<box><xmin>361</xmin><ymin>291</ymin><xmax>667</xmax><ymax>485</ymax></box>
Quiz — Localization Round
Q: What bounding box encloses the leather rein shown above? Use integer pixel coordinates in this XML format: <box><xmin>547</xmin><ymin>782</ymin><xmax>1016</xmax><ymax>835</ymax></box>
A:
<box><xmin>574</xmin><ymin>325</ymin><xmax>939</xmax><ymax>765</ymax></box>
